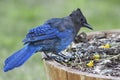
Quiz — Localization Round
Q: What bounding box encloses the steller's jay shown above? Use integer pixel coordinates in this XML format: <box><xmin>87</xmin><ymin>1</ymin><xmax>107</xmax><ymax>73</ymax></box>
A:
<box><xmin>4</xmin><ymin>8</ymin><xmax>93</xmax><ymax>72</ymax></box>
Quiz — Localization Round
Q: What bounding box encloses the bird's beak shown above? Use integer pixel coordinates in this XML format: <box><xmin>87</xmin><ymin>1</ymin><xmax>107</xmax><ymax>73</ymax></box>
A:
<box><xmin>83</xmin><ymin>23</ymin><xmax>93</xmax><ymax>30</ymax></box>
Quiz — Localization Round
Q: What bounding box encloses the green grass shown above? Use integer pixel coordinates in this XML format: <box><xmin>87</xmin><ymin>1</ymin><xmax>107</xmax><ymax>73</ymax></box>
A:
<box><xmin>0</xmin><ymin>0</ymin><xmax>120</xmax><ymax>80</ymax></box>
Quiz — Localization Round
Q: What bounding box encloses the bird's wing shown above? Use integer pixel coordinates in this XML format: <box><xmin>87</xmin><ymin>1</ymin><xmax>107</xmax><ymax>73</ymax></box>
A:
<box><xmin>23</xmin><ymin>24</ymin><xmax>59</xmax><ymax>44</ymax></box>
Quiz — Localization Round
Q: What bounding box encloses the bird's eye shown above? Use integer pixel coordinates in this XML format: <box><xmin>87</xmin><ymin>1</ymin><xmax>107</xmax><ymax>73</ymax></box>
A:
<box><xmin>81</xmin><ymin>18</ymin><xmax>83</xmax><ymax>21</ymax></box>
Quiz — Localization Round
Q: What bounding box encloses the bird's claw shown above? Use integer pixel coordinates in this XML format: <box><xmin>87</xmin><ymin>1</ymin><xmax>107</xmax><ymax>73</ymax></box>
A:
<box><xmin>42</xmin><ymin>55</ymin><xmax>57</xmax><ymax>60</ymax></box>
<box><xmin>57</xmin><ymin>53</ymin><xmax>75</xmax><ymax>61</ymax></box>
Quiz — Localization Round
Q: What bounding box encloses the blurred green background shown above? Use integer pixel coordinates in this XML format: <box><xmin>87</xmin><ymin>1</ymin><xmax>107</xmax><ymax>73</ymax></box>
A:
<box><xmin>0</xmin><ymin>0</ymin><xmax>120</xmax><ymax>80</ymax></box>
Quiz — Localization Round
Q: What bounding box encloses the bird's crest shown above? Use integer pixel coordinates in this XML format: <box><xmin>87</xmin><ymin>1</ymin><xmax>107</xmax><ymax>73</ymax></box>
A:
<box><xmin>69</xmin><ymin>8</ymin><xmax>83</xmax><ymax>18</ymax></box>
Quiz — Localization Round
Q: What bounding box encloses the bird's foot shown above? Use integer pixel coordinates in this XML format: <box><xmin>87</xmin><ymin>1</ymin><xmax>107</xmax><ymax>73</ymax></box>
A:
<box><xmin>56</xmin><ymin>53</ymin><xmax>75</xmax><ymax>62</ymax></box>
<box><xmin>53</xmin><ymin>57</ymin><xmax>65</xmax><ymax>63</ymax></box>
<box><xmin>42</xmin><ymin>52</ymin><xmax>56</xmax><ymax>60</ymax></box>
<box><xmin>42</xmin><ymin>55</ymin><xmax>57</xmax><ymax>60</ymax></box>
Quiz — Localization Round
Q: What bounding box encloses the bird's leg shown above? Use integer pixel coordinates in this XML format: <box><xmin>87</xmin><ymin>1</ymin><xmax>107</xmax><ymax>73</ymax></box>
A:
<box><xmin>42</xmin><ymin>52</ymin><xmax>57</xmax><ymax>60</ymax></box>
<box><xmin>42</xmin><ymin>52</ymin><xmax>51</xmax><ymax>60</ymax></box>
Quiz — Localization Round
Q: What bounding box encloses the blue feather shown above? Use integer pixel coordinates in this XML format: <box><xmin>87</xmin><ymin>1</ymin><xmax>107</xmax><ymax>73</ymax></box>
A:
<box><xmin>4</xmin><ymin>44</ymin><xmax>41</xmax><ymax>72</ymax></box>
<box><xmin>23</xmin><ymin>25</ymin><xmax>59</xmax><ymax>44</ymax></box>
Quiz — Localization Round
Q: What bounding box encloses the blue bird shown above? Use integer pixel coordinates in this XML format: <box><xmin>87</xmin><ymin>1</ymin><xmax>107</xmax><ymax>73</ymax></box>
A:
<box><xmin>4</xmin><ymin>8</ymin><xmax>93</xmax><ymax>72</ymax></box>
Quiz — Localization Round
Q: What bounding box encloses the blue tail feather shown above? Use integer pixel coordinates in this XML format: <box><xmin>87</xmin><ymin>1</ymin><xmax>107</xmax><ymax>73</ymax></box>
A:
<box><xmin>4</xmin><ymin>44</ymin><xmax>41</xmax><ymax>72</ymax></box>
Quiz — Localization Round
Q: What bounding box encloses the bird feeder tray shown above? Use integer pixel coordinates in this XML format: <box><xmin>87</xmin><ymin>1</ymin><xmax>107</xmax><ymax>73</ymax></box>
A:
<box><xmin>43</xmin><ymin>30</ymin><xmax>120</xmax><ymax>80</ymax></box>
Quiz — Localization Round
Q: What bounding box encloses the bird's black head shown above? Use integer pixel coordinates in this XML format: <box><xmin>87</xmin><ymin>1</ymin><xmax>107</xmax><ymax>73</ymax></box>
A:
<box><xmin>69</xmin><ymin>8</ymin><xmax>93</xmax><ymax>32</ymax></box>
